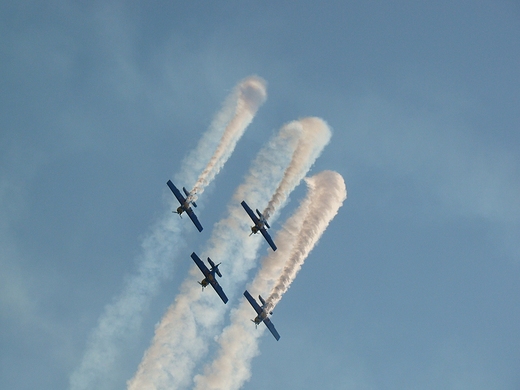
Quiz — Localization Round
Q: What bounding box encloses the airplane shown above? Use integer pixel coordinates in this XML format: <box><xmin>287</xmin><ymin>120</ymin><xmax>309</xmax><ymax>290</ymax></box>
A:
<box><xmin>243</xmin><ymin>290</ymin><xmax>280</xmax><ymax>341</ymax></box>
<box><xmin>167</xmin><ymin>180</ymin><xmax>203</xmax><ymax>232</ymax></box>
<box><xmin>191</xmin><ymin>252</ymin><xmax>228</xmax><ymax>304</ymax></box>
<box><xmin>240</xmin><ymin>200</ymin><xmax>277</xmax><ymax>251</ymax></box>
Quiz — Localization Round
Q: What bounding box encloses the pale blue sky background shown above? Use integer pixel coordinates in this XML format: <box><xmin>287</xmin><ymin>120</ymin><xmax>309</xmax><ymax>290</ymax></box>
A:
<box><xmin>1</xmin><ymin>1</ymin><xmax>519</xmax><ymax>389</ymax></box>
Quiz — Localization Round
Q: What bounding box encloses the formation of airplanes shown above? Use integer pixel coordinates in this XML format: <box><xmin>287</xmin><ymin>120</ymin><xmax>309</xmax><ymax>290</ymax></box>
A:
<box><xmin>167</xmin><ymin>179</ymin><xmax>281</xmax><ymax>340</ymax></box>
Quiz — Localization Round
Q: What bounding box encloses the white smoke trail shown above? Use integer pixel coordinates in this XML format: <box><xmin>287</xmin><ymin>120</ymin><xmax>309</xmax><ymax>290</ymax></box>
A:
<box><xmin>69</xmin><ymin>77</ymin><xmax>266</xmax><ymax>390</ymax></box>
<box><xmin>127</xmin><ymin>119</ymin><xmax>330</xmax><ymax>390</ymax></box>
<box><xmin>126</xmin><ymin>122</ymin><xmax>300</xmax><ymax>390</ymax></box>
<box><xmin>264</xmin><ymin>170</ymin><xmax>347</xmax><ymax>312</ymax></box>
<box><xmin>193</xmin><ymin>170</ymin><xmax>346</xmax><ymax>390</ymax></box>
<box><xmin>190</xmin><ymin>203</ymin><xmax>310</xmax><ymax>390</ymax></box>
<box><xmin>192</xmin><ymin>299</ymin><xmax>264</xmax><ymax>390</ymax></box>
<box><xmin>262</xmin><ymin>117</ymin><xmax>332</xmax><ymax>220</ymax></box>
<box><xmin>188</xmin><ymin>76</ymin><xmax>267</xmax><ymax>202</ymax></box>
<box><xmin>69</xmin><ymin>218</ymin><xmax>181</xmax><ymax>390</ymax></box>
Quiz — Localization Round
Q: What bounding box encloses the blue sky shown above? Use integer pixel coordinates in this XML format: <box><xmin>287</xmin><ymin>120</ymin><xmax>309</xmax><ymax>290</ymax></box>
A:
<box><xmin>1</xmin><ymin>1</ymin><xmax>519</xmax><ymax>389</ymax></box>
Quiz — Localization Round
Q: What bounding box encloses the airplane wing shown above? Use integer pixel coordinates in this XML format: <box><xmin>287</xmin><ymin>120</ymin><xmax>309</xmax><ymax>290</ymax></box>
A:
<box><xmin>259</xmin><ymin>228</ymin><xmax>277</xmax><ymax>251</ymax></box>
<box><xmin>191</xmin><ymin>252</ymin><xmax>210</xmax><ymax>278</ymax></box>
<box><xmin>167</xmin><ymin>180</ymin><xmax>186</xmax><ymax>205</ymax></box>
<box><xmin>244</xmin><ymin>290</ymin><xmax>263</xmax><ymax>315</ymax></box>
<box><xmin>262</xmin><ymin>316</ymin><xmax>281</xmax><ymax>341</ymax></box>
<box><xmin>208</xmin><ymin>279</ymin><xmax>228</xmax><ymax>304</ymax></box>
<box><xmin>186</xmin><ymin>208</ymin><xmax>203</xmax><ymax>232</ymax></box>
<box><xmin>241</xmin><ymin>201</ymin><xmax>260</xmax><ymax>224</ymax></box>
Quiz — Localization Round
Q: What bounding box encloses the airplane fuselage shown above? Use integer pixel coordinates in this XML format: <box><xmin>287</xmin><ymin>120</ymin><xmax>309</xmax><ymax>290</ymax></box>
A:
<box><xmin>200</xmin><ymin>273</ymin><xmax>216</xmax><ymax>288</ymax></box>
<box><xmin>177</xmin><ymin>202</ymin><xmax>193</xmax><ymax>215</ymax></box>
<box><xmin>251</xmin><ymin>221</ymin><xmax>266</xmax><ymax>234</ymax></box>
<box><xmin>253</xmin><ymin>310</ymin><xmax>268</xmax><ymax>324</ymax></box>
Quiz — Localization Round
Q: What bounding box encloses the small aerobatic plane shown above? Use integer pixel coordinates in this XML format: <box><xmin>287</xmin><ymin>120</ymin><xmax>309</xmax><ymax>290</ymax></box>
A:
<box><xmin>191</xmin><ymin>252</ymin><xmax>228</xmax><ymax>304</ymax></box>
<box><xmin>167</xmin><ymin>180</ymin><xmax>203</xmax><ymax>232</ymax></box>
<box><xmin>240</xmin><ymin>201</ymin><xmax>277</xmax><ymax>251</ymax></box>
<box><xmin>243</xmin><ymin>290</ymin><xmax>280</xmax><ymax>341</ymax></box>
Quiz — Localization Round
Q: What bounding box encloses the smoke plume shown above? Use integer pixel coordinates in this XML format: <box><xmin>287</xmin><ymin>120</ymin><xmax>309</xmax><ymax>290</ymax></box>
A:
<box><xmin>193</xmin><ymin>170</ymin><xmax>346</xmax><ymax>390</ymax></box>
<box><xmin>188</xmin><ymin>76</ymin><xmax>267</xmax><ymax>202</ymax></box>
<box><xmin>262</xmin><ymin>117</ymin><xmax>332</xmax><ymax>220</ymax></box>
<box><xmin>69</xmin><ymin>76</ymin><xmax>266</xmax><ymax>390</ymax></box>
<box><xmin>265</xmin><ymin>170</ymin><xmax>347</xmax><ymax>312</ymax></box>
<box><xmin>127</xmin><ymin>120</ymin><xmax>330</xmax><ymax>390</ymax></box>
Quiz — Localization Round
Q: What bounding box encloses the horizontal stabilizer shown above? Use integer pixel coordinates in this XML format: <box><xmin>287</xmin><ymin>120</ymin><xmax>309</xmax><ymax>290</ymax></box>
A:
<box><xmin>256</xmin><ymin>209</ymin><xmax>270</xmax><ymax>228</ymax></box>
<box><xmin>183</xmin><ymin>187</ymin><xmax>197</xmax><ymax>207</ymax></box>
<box><xmin>208</xmin><ymin>258</ymin><xmax>223</xmax><ymax>278</ymax></box>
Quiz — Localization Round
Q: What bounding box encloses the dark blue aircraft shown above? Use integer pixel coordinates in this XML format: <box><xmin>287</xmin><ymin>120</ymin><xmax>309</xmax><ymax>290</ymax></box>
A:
<box><xmin>243</xmin><ymin>290</ymin><xmax>280</xmax><ymax>341</ymax></box>
<box><xmin>167</xmin><ymin>180</ymin><xmax>203</xmax><ymax>232</ymax></box>
<box><xmin>191</xmin><ymin>252</ymin><xmax>228</xmax><ymax>304</ymax></box>
<box><xmin>240</xmin><ymin>201</ymin><xmax>277</xmax><ymax>251</ymax></box>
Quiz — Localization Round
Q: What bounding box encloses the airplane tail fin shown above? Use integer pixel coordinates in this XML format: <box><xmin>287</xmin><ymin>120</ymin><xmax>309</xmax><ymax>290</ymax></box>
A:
<box><xmin>256</xmin><ymin>209</ymin><xmax>270</xmax><ymax>228</ymax></box>
<box><xmin>183</xmin><ymin>187</ymin><xmax>197</xmax><ymax>207</ymax></box>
